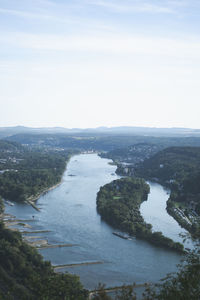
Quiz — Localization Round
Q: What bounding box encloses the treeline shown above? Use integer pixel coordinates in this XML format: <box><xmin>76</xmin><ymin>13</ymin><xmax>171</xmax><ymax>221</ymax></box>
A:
<box><xmin>97</xmin><ymin>178</ymin><xmax>183</xmax><ymax>252</ymax></box>
<box><xmin>0</xmin><ymin>150</ymin><xmax>71</xmax><ymax>202</ymax></box>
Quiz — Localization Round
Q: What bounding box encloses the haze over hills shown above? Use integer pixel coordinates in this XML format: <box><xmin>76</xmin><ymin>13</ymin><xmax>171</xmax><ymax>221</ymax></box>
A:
<box><xmin>1</xmin><ymin>126</ymin><xmax>200</xmax><ymax>139</ymax></box>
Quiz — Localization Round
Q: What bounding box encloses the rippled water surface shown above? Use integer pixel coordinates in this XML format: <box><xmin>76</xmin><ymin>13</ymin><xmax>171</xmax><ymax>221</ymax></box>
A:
<box><xmin>5</xmin><ymin>154</ymin><xmax>182</xmax><ymax>289</ymax></box>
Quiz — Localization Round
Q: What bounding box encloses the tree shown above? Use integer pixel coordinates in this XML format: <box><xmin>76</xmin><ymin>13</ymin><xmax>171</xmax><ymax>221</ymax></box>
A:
<box><xmin>92</xmin><ymin>284</ymin><xmax>112</xmax><ymax>300</ymax></box>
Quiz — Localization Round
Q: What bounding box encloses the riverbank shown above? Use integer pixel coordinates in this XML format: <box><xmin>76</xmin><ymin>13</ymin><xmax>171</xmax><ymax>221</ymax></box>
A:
<box><xmin>26</xmin><ymin>181</ymin><xmax>62</xmax><ymax>211</ymax></box>
<box><xmin>142</xmin><ymin>178</ymin><xmax>196</xmax><ymax>239</ymax></box>
<box><xmin>166</xmin><ymin>201</ymin><xmax>195</xmax><ymax>237</ymax></box>
<box><xmin>97</xmin><ymin>177</ymin><xmax>184</xmax><ymax>253</ymax></box>
<box><xmin>24</xmin><ymin>154</ymin><xmax>74</xmax><ymax>210</ymax></box>
<box><xmin>89</xmin><ymin>283</ymin><xmax>150</xmax><ymax>299</ymax></box>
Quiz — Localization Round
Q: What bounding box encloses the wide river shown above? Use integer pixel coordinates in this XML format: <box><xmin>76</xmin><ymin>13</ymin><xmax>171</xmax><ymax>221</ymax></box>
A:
<box><xmin>5</xmin><ymin>154</ymin><xmax>183</xmax><ymax>290</ymax></box>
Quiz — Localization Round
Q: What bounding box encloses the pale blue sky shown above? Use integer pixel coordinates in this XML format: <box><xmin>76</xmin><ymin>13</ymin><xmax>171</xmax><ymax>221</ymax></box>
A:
<box><xmin>1</xmin><ymin>0</ymin><xmax>200</xmax><ymax>128</ymax></box>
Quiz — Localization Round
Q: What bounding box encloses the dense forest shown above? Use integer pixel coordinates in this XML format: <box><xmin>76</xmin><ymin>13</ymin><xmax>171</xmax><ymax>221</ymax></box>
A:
<box><xmin>0</xmin><ymin>140</ymin><xmax>23</xmax><ymax>152</ymax></box>
<box><xmin>136</xmin><ymin>147</ymin><xmax>200</xmax><ymax>183</ymax></box>
<box><xmin>0</xmin><ymin>140</ymin><xmax>74</xmax><ymax>202</ymax></box>
<box><xmin>97</xmin><ymin>178</ymin><xmax>183</xmax><ymax>252</ymax></box>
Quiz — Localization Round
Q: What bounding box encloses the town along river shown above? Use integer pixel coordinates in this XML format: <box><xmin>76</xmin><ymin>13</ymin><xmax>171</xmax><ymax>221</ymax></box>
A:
<box><xmin>5</xmin><ymin>154</ymin><xmax>182</xmax><ymax>290</ymax></box>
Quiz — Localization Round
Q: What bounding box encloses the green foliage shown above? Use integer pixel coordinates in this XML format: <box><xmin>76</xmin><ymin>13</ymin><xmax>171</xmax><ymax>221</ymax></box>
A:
<box><xmin>0</xmin><ymin>197</ymin><xmax>4</xmax><ymax>214</ymax></box>
<box><xmin>92</xmin><ymin>284</ymin><xmax>112</xmax><ymax>300</ymax></box>
<box><xmin>97</xmin><ymin>178</ymin><xmax>183</xmax><ymax>252</ymax></box>
<box><xmin>97</xmin><ymin>177</ymin><xmax>149</xmax><ymax>231</ymax></box>
<box><xmin>92</xmin><ymin>284</ymin><xmax>137</xmax><ymax>300</ymax></box>
<box><xmin>100</xmin><ymin>143</ymin><xmax>163</xmax><ymax>174</ymax></box>
<box><xmin>0</xmin><ymin>221</ymin><xmax>88</xmax><ymax>299</ymax></box>
<box><xmin>0</xmin><ymin>140</ymin><xmax>23</xmax><ymax>151</ymax></box>
<box><xmin>0</xmin><ymin>150</ymin><xmax>70</xmax><ymax>202</ymax></box>
<box><xmin>115</xmin><ymin>285</ymin><xmax>136</xmax><ymax>300</ymax></box>
<box><xmin>137</xmin><ymin>147</ymin><xmax>200</xmax><ymax>183</ymax></box>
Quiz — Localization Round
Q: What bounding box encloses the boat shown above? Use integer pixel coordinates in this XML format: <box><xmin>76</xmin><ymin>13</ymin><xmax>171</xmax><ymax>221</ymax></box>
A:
<box><xmin>5</xmin><ymin>200</ymin><xmax>14</xmax><ymax>206</ymax></box>
<box><xmin>112</xmin><ymin>232</ymin><xmax>129</xmax><ymax>239</ymax></box>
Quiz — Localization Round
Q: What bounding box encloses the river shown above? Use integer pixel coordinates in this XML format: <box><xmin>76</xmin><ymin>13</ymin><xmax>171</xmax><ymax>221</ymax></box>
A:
<box><xmin>140</xmin><ymin>182</ymin><xmax>190</xmax><ymax>245</ymax></box>
<box><xmin>5</xmin><ymin>154</ymin><xmax>182</xmax><ymax>290</ymax></box>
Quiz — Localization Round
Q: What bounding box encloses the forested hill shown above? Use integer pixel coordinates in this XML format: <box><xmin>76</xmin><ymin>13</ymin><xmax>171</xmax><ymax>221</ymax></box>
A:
<box><xmin>0</xmin><ymin>140</ymin><xmax>23</xmax><ymax>152</ymax></box>
<box><xmin>136</xmin><ymin>147</ymin><xmax>200</xmax><ymax>184</ymax></box>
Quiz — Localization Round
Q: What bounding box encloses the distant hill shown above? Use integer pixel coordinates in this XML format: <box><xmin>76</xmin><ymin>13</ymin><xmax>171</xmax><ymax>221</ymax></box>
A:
<box><xmin>1</xmin><ymin>125</ymin><xmax>200</xmax><ymax>139</ymax></box>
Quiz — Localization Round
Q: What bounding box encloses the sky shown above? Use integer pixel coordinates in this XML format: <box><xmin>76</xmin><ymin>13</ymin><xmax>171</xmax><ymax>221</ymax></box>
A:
<box><xmin>0</xmin><ymin>0</ymin><xmax>200</xmax><ymax>129</ymax></box>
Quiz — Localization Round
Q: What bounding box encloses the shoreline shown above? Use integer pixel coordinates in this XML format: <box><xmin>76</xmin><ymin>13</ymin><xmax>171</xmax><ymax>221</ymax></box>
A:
<box><xmin>26</xmin><ymin>181</ymin><xmax>63</xmax><ymax>204</ymax></box>
<box><xmin>25</xmin><ymin>154</ymin><xmax>73</xmax><ymax>209</ymax></box>
<box><xmin>89</xmin><ymin>283</ymin><xmax>150</xmax><ymax>299</ymax></box>
<box><xmin>26</xmin><ymin>181</ymin><xmax>63</xmax><ymax>211</ymax></box>
<box><xmin>97</xmin><ymin>178</ymin><xmax>184</xmax><ymax>253</ymax></box>
<box><xmin>144</xmin><ymin>178</ymin><xmax>196</xmax><ymax>239</ymax></box>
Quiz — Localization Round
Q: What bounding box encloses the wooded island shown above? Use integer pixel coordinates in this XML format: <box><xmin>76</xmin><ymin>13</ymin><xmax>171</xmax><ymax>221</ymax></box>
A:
<box><xmin>97</xmin><ymin>177</ymin><xmax>184</xmax><ymax>252</ymax></box>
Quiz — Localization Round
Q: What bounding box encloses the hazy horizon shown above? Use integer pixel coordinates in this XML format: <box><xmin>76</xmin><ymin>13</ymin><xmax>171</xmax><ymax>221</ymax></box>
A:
<box><xmin>1</xmin><ymin>0</ymin><xmax>200</xmax><ymax>129</ymax></box>
<box><xmin>1</xmin><ymin>124</ymin><xmax>200</xmax><ymax>131</ymax></box>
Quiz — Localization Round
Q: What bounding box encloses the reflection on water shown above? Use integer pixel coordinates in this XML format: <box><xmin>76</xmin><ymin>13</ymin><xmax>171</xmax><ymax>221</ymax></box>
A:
<box><xmin>5</xmin><ymin>154</ymin><xmax>181</xmax><ymax>290</ymax></box>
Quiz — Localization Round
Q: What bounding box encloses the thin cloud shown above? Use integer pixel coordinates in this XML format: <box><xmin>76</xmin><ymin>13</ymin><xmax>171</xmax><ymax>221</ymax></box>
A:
<box><xmin>0</xmin><ymin>7</ymin><xmax>51</xmax><ymax>19</ymax></box>
<box><xmin>1</xmin><ymin>31</ymin><xmax>200</xmax><ymax>60</ymax></box>
<box><xmin>86</xmin><ymin>0</ymin><xmax>175</xmax><ymax>14</ymax></box>
<box><xmin>0</xmin><ymin>6</ymin><xmax>114</xmax><ymax>31</ymax></box>
<box><xmin>0</xmin><ymin>7</ymin><xmax>78</xmax><ymax>24</ymax></box>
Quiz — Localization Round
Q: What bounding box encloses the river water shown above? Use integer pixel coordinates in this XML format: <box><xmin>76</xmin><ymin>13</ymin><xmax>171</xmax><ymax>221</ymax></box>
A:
<box><xmin>5</xmin><ymin>154</ymin><xmax>182</xmax><ymax>290</ymax></box>
<box><xmin>140</xmin><ymin>182</ymin><xmax>190</xmax><ymax>245</ymax></box>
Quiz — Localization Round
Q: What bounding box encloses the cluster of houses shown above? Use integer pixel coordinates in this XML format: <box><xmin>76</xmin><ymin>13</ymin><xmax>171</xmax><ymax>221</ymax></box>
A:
<box><xmin>174</xmin><ymin>207</ymin><xmax>192</xmax><ymax>226</ymax></box>
<box><xmin>0</xmin><ymin>157</ymin><xmax>23</xmax><ymax>164</ymax></box>
<box><xmin>0</xmin><ymin>157</ymin><xmax>22</xmax><ymax>174</ymax></box>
